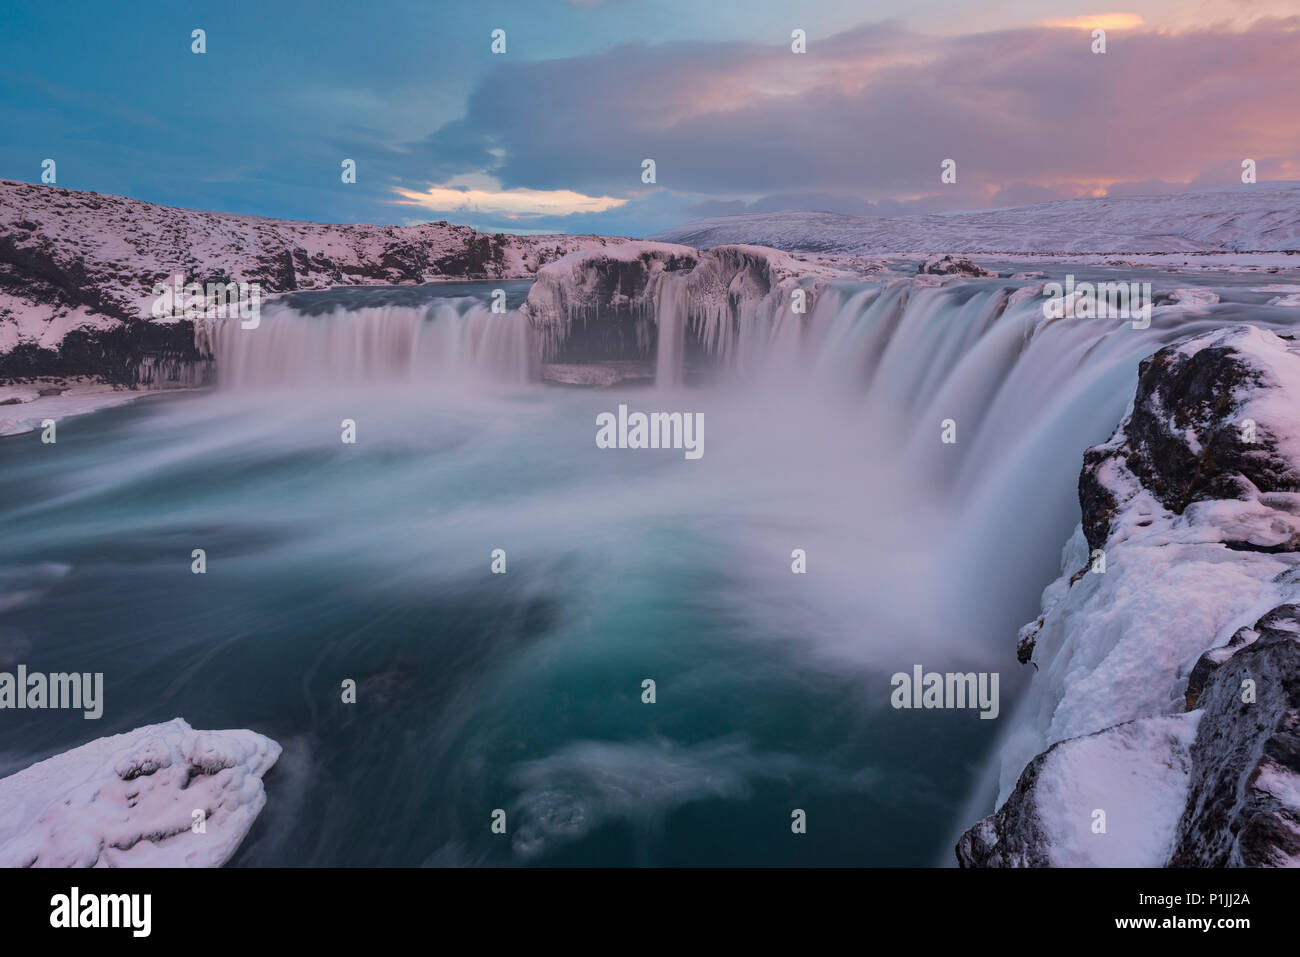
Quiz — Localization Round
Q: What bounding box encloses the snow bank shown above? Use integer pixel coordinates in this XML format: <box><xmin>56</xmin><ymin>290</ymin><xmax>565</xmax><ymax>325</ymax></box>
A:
<box><xmin>0</xmin><ymin>379</ymin><xmax>169</xmax><ymax>437</ymax></box>
<box><xmin>0</xmin><ymin>718</ymin><xmax>280</xmax><ymax>867</ymax></box>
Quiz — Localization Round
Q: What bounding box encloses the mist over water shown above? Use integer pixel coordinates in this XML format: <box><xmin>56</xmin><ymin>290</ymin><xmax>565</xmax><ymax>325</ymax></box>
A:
<box><xmin>2</xmin><ymin>269</ymin><xmax>1297</xmax><ymax>865</ymax></box>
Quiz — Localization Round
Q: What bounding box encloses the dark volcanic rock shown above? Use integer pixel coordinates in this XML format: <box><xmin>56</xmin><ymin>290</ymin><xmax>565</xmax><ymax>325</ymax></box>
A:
<box><xmin>955</xmin><ymin>750</ymin><xmax>1055</xmax><ymax>867</ymax></box>
<box><xmin>917</xmin><ymin>254</ymin><xmax>995</xmax><ymax>277</ymax></box>
<box><xmin>0</xmin><ymin>320</ymin><xmax>209</xmax><ymax>385</ymax></box>
<box><xmin>1169</xmin><ymin>604</ymin><xmax>1300</xmax><ymax>866</ymax></box>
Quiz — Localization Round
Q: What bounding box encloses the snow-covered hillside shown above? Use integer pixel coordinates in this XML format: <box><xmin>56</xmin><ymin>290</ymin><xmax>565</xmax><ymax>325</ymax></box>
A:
<box><xmin>0</xmin><ymin>178</ymin><xmax>625</xmax><ymax>355</ymax></box>
<box><xmin>653</xmin><ymin>182</ymin><xmax>1300</xmax><ymax>256</ymax></box>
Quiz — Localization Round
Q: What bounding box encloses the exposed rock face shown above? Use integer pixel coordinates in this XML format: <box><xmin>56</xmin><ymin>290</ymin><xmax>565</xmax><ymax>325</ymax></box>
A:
<box><xmin>1170</xmin><ymin>605</ymin><xmax>1300</xmax><ymax>866</ymax></box>
<box><xmin>521</xmin><ymin>241</ymin><xmax>862</xmax><ymax>366</ymax></box>
<box><xmin>962</xmin><ymin>325</ymin><xmax>1300</xmax><ymax>867</ymax></box>
<box><xmin>0</xmin><ymin>179</ymin><xmax>623</xmax><ymax>380</ymax></box>
<box><xmin>916</xmin><ymin>254</ymin><xmax>996</xmax><ymax>277</ymax></box>
<box><xmin>521</xmin><ymin>242</ymin><xmax>699</xmax><ymax>362</ymax></box>
<box><xmin>0</xmin><ymin>321</ymin><xmax>208</xmax><ymax>385</ymax></box>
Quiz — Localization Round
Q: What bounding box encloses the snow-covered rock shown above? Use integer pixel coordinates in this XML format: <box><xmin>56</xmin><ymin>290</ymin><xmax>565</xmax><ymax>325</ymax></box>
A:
<box><xmin>522</xmin><ymin>241</ymin><xmax>698</xmax><ymax>362</ymax></box>
<box><xmin>1153</xmin><ymin>287</ymin><xmax>1220</xmax><ymax>307</ymax></box>
<box><xmin>961</xmin><ymin>325</ymin><xmax>1300</xmax><ymax>867</ymax></box>
<box><xmin>653</xmin><ymin>181</ymin><xmax>1300</xmax><ymax>256</ymax></box>
<box><xmin>957</xmin><ymin>714</ymin><xmax>1201</xmax><ymax>867</ymax></box>
<box><xmin>1171</xmin><ymin>604</ymin><xmax>1300</xmax><ymax>866</ymax></box>
<box><xmin>521</xmin><ymin>241</ymin><xmax>865</xmax><ymax>365</ymax></box>
<box><xmin>0</xmin><ymin>718</ymin><xmax>280</xmax><ymax>867</ymax></box>
<box><xmin>917</xmin><ymin>254</ymin><xmax>996</xmax><ymax>277</ymax></box>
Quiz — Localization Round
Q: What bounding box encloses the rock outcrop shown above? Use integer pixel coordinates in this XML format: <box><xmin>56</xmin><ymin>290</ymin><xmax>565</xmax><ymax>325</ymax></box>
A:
<box><xmin>917</xmin><ymin>254</ymin><xmax>996</xmax><ymax>277</ymax></box>
<box><xmin>961</xmin><ymin>325</ymin><xmax>1300</xmax><ymax>867</ymax></box>
<box><xmin>521</xmin><ymin>242</ymin><xmax>698</xmax><ymax>362</ymax></box>
<box><xmin>521</xmin><ymin>241</ymin><xmax>863</xmax><ymax>366</ymax></box>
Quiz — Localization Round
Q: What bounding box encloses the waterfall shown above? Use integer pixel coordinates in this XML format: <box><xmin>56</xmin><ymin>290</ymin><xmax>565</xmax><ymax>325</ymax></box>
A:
<box><xmin>646</xmin><ymin>271</ymin><xmax>1300</xmax><ymax>642</ymax></box>
<box><xmin>195</xmin><ymin>298</ymin><xmax>537</xmax><ymax>387</ymax></box>
<box><xmin>653</xmin><ymin>275</ymin><xmax>692</xmax><ymax>386</ymax></box>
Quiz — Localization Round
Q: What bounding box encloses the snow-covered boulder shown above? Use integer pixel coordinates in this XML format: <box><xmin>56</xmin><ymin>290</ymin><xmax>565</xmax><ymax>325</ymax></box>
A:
<box><xmin>0</xmin><ymin>718</ymin><xmax>280</xmax><ymax>867</ymax></box>
<box><xmin>961</xmin><ymin>325</ymin><xmax>1300</xmax><ymax>867</ymax></box>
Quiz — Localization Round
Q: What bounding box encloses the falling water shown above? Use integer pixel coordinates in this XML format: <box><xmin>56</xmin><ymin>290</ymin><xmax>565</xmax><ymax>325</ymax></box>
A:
<box><xmin>195</xmin><ymin>298</ymin><xmax>537</xmax><ymax>387</ymax></box>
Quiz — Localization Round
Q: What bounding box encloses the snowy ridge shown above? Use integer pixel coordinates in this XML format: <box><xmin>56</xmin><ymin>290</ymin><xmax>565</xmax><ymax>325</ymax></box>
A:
<box><xmin>960</xmin><ymin>325</ymin><xmax>1300</xmax><ymax>867</ymax></box>
<box><xmin>653</xmin><ymin>182</ymin><xmax>1300</xmax><ymax>257</ymax></box>
<box><xmin>0</xmin><ymin>718</ymin><xmax>280</xmax><ymax>867</ymax></box>
<box><xmin>0</xmin><ymin>178</ymin><xmax>625</xmax><ymax>354</ymax></box>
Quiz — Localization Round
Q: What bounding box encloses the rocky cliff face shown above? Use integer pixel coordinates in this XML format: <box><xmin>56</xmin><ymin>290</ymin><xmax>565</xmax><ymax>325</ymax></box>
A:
<box><xmin>961</xmin><ymin>325</ymin><xmax>1300</xmax><ymax>867</ymax></box>
<box><xmin>0</xmin><ymin>179</ymin><xmax>623</xmax><ymax>381</ymax></box>
<box><xmin>521</xmin><ymin>241</ymin><xmax>699</xmax><ymax>362</ymax></box>
<box><xmin>521</xmin><ymin>241</ymin><xmax>875</xmax><ymax>365</ymax></box>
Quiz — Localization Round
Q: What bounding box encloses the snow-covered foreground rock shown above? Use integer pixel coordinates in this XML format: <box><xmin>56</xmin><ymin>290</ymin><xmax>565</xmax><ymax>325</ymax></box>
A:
<box><xmin>959</xmin><ymin>325</ymin><xmax>1300</xmax><ymax>867</ymax></box>
<box><xmin>0</xmin><ymin>718</ymin><xmax>280</xmax><ymax>867</ymax></box>
<box><xmin>653</xmin><ymin>181</ymin><xmax>1300</xmax><ymax>257</ymax></box>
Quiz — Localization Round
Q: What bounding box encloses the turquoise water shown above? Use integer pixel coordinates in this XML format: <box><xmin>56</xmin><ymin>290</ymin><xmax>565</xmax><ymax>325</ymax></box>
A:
<box><xmin>0</xmin><ymin>380</ymin><xmax>1002</xmax><ymax>866</ymax></box>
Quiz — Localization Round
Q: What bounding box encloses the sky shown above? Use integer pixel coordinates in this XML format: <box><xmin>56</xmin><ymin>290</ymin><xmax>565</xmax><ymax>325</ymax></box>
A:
<box><xmin>1</xmin><ymin>0</ymin><xmax>1297</xmax><ymax>236</ymax></box>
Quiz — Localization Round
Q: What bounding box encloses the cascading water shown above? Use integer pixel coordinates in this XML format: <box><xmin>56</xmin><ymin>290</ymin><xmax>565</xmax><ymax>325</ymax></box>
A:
<box><xmin>195</xmin><ymin>297</ymin><xmax>537</xmax><ymax>387</ymax></box>
<box><xmin>3</xmin><ymin>270</ymin><xmax>1298</xmax><ymax>865</ymax></box>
